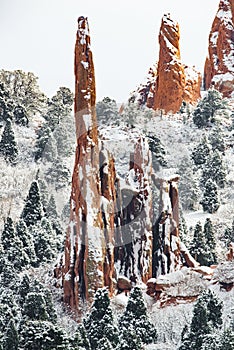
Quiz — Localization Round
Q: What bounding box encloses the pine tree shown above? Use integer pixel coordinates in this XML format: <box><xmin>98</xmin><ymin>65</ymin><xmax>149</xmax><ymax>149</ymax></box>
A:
<box><xmin>223</xmin><ymin>218</ymin><xmax>234</xmax><ymax>246</ymax></box>
<box><xmin>84</xmin><ymin>288</ymin><xmax>119</xmax><ymax>350</ymax></box>
<box><xmin>179</xmin><ymin>289</ymin><xmax>223</xmax><ymax>350</ymax></box>
<box><xmin>193</xmin><ymin>88</ymin><xmax>228</xmax><ymax>128</ymax></box>
<box><xmin>23</xmin><ymin>292</ymin><xmax>50</xmax><ymax>321</ymax></box>
<box><xmin>201</xmin><ymin>150</ymin><xmax>226</xmax><ymax>189</ymax></box>
<box><xmin>18</xmin><ymin>320</ymin><xmax>69</xmax><ymax>350</ymax></box>
<box><xmin>203</xmin><ymin>218</ymin><xmax>217</xmax><ymax>265</ymax></box>
<box><xmin>32</xmin><ymin>218</ymin><xmax>56</xmax><ymax>264</ymax></box>
<box><xmin>147</xmin><ymin>134</ymin><xmax>167</xmax><ymax>170</ymax></box>
<box><xmin>208</xmin><ymin>126</ymin><xmax>225</xmax><ymax>155</ymax></box>
<box><xmin>219</xmin><ymin>329</ymin><xmax>234</xmax><ymax>350</ymax></box>
<box><xmin>190</xmin><ymin>222</ymin><xmax>207</xmax><ymax>265</ymax></box>
<box><xmin>178</xmin><ymin>156</ymin><xmax>200</xmax><ymax>210</ymax></box>
<box><xmin>119</xmin><ymin>286</ymin><xmax>157</xmax><ymax>345</ymax></box>
<box><xmin>0</xmin><ymin>120</ymin><xmax>18</xmax><ymax>164</ymax></box>
<box><xmin>16</xmin><ymin>219</ymin><xmax>37</xmax><ymax>267</ymax></box>
<box><xmin>117</xmin><ymin>323</ymin><xmax>142</xmax><ymax>350</ymax></box>
<box><xmin>201</xmin><ymin>179</ymin><xmax>220</xmax><ymax>213</ymax></box>
<box><xmin>46</xmin><ymin>194</ymin><xmax>58</xmax><ymax>220</ymax></box>
<box><xmin>45</xmin><ymin>157</ymin><xmax>71</xmax><ymax>190</ymax></box>
<box><xmin>96</xmin><ymin>96</ymin><xmax>118</xmax><ymax>125</ymax></box>
<box><xmin>191</xmin><ymin>136</ymin><xmax>211</xmax><ymax>166</ymax></box>
<box><xmin>21</xmin><ymin>180</ymin><xmax>43</xmax><ymax>227</ymax></box>
<box><xmin>34</xmin><ymin>124</ymin><xmax>53</xmax><ymax>161</ymax></box>
<box><xmin>2</xmin><ymin>319</ymin><xmax>18</xmax><ymax>350</ymax></box>
<box><xmin>70</xmin><ymin>324</ymin><xmax>91</xmax><ymax>350</ymax></box>
<box><xmin>0</xmin><ymin>82</ymin><xmax>14</xmax><ymax>122</ymax></box>
<box><xmin>13</xmin><ymin>104</ymin><xmax>29</xmax><ymax>126</ymax></box>
<box><xmin>1</xmin><ymin>217</ymin><xmax>29</xmax><ymax>270</ymax></box>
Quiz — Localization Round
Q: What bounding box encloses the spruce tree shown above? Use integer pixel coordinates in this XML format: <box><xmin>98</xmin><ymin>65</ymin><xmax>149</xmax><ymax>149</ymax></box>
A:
<box><xmin>32</xmin><ymin>218</ymin><xmax>56</xmax><ymax>264</ymax></box>
<box><xmin>0</xmin><ymin>120</ymin><xmax>18</xmax><ymax>164</ymax></box>
<box><xmin>34</xmin><ymin>124</ymin><xmax>53</xmax><ymax>162</ymax></box>
<box><xmin>1</xmin><ymin>217</ymin><xmax>29</xmax><ymax>270</ymax></box>
<box><xmin>193</xmin><ymin>89</ymin><xmax>228</xmax><ymax>128</ymax></box>
<box><xmin>201</xmin><ymin>179</ymin><xmax>220</xmax><ymax>213</ymax></box>
<box><xmin>208</xmin><ymin>126</ymin><xmax>225</xmax><ymax>155</ymax></box>
<box><xmin>219</xmin><ymin>329</ymin><xmax>234</xmax><ymax>350</ymax></box>
<box><xmin>191</xmin><ymin>136</ymin><xmax>211</xmax><ymax>166</ymax></box>
<box><xmin>179</xmin><ymin>289</ymin><xmax>223</xmax><ymax>350</ymax></box>
<box><xmin>190</xmin><ymin>222</ymin><xmax>207</xmax><ymax>265</ymax></box>
<box><xmin>203</xmin><ymin>218</ymin><xmax>217</xmax><ymax>265</ymax></box>
<box><xmin>16</xmin><ymin>219</ymin><xmax>37</xmax><ymax>267</ymax></box>
<box><xmin>201</xmin><ymin>151</ymin><xmax>226</xmax><ymax>189</ymax></box>
<box><xmin>46</xmin><ymin>194</ymin><xmax>58</xmax><ymax>220</ymax></box>
<box><xmin>21</xmin><ymin>180</ymin><xmax>43</xmax><ymax>227</ymax></box>
<box><xmin>2</xmin><ymin>319</ymin><xmax>18</xmax><ymax>350</ymax></box>
<box><xmin>119</xmin><ymin>286</ymin><xmax>157</xmax><ymax>346</ymax></box>
<box><xmin>84</xmin><ymin>288</ymin><xmax>119</xmax><ymax>350</ymax></box>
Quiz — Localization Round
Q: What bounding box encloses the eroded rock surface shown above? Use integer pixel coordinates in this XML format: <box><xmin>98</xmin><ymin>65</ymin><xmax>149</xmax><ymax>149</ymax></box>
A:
<box><xmin>204</xmin><ymin>0</ymin><xmax>234</xmax><ymax>97</ymax></box>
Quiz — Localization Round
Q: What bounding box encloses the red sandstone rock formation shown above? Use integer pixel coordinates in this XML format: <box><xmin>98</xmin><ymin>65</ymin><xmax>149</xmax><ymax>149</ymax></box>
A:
<box><xmin>152</xmin><ymin>175</ymin><xmax>182</xmax><ymax>277</ymax></box>
<box><xmin>63</xmin><ymin>17</ymin><xmax>116</xmax><ymax>309</ymax></box>
<box><xmin>117</xmin><ymin>137</ymin><xmax>153</xmax><ymax>283</ymax></box>
<box><xmin>204</xmin><ymin>0</ymin><xmax>234</xmax><ymax>98</ymax></box>
<box><xmin>130</xmin><ymin>14</ymin><xmax>201</xmax><ymax>113</ymax></box>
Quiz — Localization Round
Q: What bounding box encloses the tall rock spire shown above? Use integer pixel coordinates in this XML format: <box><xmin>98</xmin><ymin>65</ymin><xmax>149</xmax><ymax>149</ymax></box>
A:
<box><xmin>130</xmin><ymin>14</ymin><xmax>201</xmax><ymax>113</ymax></box>
<box><xmin>63</xmin><ymin>17</ymin><xmax>105</xmax><ymax>308</ymax></box>
<box><xmin>204</xmin><ymin>0</ymin><xmax>234</xmax><ymax>97</ymax></box>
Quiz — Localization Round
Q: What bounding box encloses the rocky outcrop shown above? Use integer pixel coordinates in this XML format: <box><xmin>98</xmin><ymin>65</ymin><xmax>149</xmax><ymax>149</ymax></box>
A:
<box><xmin>204</xmin><ymin>0</ymin><xmax>234</xmax><ymax>98</ymax></box>
<box><xmin>63</xmin><ymin>17</ymin><xmax>116</xmax><ymax>309</ymax></box>
<box><xmin>116</xmin><ymin>137</ymin><xmax>153</xmax><ymax>283</ymax></box>
<box><xmin>152</xmin><ymin>176</ymin><xmax>182</xmax><ymax>277</ymax></box>
<box><xmin>130</xmin><ymin>14</ymin><xmax>201</xmax><ymax>113</ymax></box>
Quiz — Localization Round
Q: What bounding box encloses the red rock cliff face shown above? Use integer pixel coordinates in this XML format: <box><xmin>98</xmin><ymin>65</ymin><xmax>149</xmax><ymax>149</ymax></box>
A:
<box><xmin>152</xmin><ymin>176</ymin><xmax>182</xmax><ymax>277</ymax></box>
<box><xmin>117</xmin><ymin>137</ymin><xmax>153</xmax><ymax>283</ymax></box>
<box><xmin>204</xmin><ymin>0</ymin><xmax>234</xmax><ymax>98</ymax></box>
<box><xmin>130</xmin><ymin>14</ymin><xmax>201</xmax><ymax>113</ymax></box>
<box><xmin>63</xmin><ymin>17</ymin><xmax>116</xmax><ymax>309</ymax></box>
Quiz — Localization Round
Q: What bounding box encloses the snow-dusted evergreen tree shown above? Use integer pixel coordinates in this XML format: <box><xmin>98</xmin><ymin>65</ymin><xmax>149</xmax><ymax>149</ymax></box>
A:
<box><xmin>178</xmin><ymin>156</ymin><xmax>199</xmax><ymax>210</ymax></box>
<box><xmin>193</xmin><ymin>88</ymin><xmax>228</xmax><ymax>128</ymax></box>
<box><xmin>0</xmin><ymin>69</ymin><xmax>47</xmax><ymax>117</ymax></box>
<box><xmin>219</xmin><ymin>328</ymin><xmax>234</xmax><ymax>350</ymax></box>
<box><xmin>117</xmin><ymin>323</ymin><xmax>142</xmax><ymax>350</ymax></box>
<box><xmin>32</xmin><ymin>217</ymin><xmax>56</xmax><ymax>264</ymax></box>
<box><xmin>41</xmin><ymin>132</ymin><xmax>58</xmax><ymax>163</ymax></box>
<box><xmin>21</xmin><ymin>180</ymin><xmax>43</xmax><ymax>227</ymax></box>
<box><xmin>201</xmin><ymin>150</ymin><xmax>226</xmax><ymax>189</ymax></box>
<box><xmin>208</xmin><ymin>126</ymin><xmax>225</xmax><ymax>155</ymax></box>
<box><xmin>201</xmin><ymin>179</ymin><xmax>220</xmax><ymax>213</ymax></box>
<box><xmin>84</xmin><ymin>288</ymin><xmax>119</xmax><ymax>350</ymax></box>
<box><xmin>18</xmin><ymin>320</ymin><xmax>69</xmax><ymax>350</ymax></box>
<box><xmin>45</xmin><ymin>157</ymin><xmax>71</xmax><ymax>190</ymax></box>
<box><xmin>70</xmin><ymin>324</ymin><xmax>91</xmax><ymax>350</ymax></box>
<box><xmin>223</xmin><ymin>218</ymin><xmax>234</xmax><ymax>246</ymax></box>
<box><xmin>2</xmin><ymin>319</ymin><xmax>18</xmax><ymax>350</ymax></box>
<box><xmin>1</xmin><ymin>217</ymin><xmax>29</xmax><ymax>270</ymax></box>
<box><xmin>46</xmin><ymin>194</ymin><xmax>58</xmax><ymax>220</ymax></box>
<box><xmin>16</xmin><ymin>219</ymin><xmax>37</xmax><ymax>267</ymax></box>
<box><xmin>0</xmin><ymin>120</ymin><xmax>18</xmax><ymax>164</ymax></box>
<box><xmin>96</xmin><ymin>96</ymin><xmax>119</xmax><ymax>124</ymax></box>
<box><xmin>13</xmin><ymin>104</ymin><xmax>29</xmax><ymax>126</ymax></box>
<box><xmin>203</xmin><ymin>218</ymin><xmax>217</xmax><ymax>265</ymax></box>
<box><xmin>23</xmin><ymin>292</ymin><xmax>51</xmax><ymax>321</ymax></box>
<box><xmin>147</xmin><ymin>134</ymin><xmax>167</xmax><ymax>171</ymax></box>
<box><xmin>190</xmin><ymin>221</ymin><xmax>207</xmax><ymax>265</ymax></box>
<box><xmin>37</xmin><ymin>178</ymin><xmax>49</xmax><ymax>213</ymax></box>
<box><xmin>119</xmin><ymin>286</ymin><xmax>157</xmax><ymax>346</ymax></box>
<box><xmin>179</xmin><ymin>289</ymin><xmax>223</xmax><ymax>350</ymax></box>
<box><xmin>34</xmin><ymin>124</ymin><xmax>53</xmax><ymax>162</ymax></box>
<box><xmin>0</xmin><ymin>82</ymin><xmax>14</xmax><ymax>122</ymax></box>
<box><xmin>44</xmin><ymin>86</ymin><xmax>73</xmax><ymax>130</ymax></box>
<box><xmin>191</xmin><ymin>136</ymin><xmax>210</xmax><ymax>166</ymax></box>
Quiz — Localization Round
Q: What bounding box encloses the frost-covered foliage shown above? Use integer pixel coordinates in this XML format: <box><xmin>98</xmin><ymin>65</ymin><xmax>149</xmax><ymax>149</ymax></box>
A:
<box><xmin>178</xmin><ymin>289</ymin><xmax>223</xmax><ymax>350</ymax></box>
<box><xmin>84</xmin><ymin>288</ymin><xmax>119</xmax><ymax>350</ymax></box>
<box><xmin>119</xmin><ymin>286</ymin><xmax>157</xmax><ymax>348</ymax></box>
<box><xmin>192</xmin><ymin>89</ymin><xmax>229</xmax><ymax>128</ymax></box>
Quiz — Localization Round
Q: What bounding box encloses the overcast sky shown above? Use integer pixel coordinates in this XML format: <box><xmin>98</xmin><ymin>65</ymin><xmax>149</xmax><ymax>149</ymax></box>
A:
<box><xmin>0</xmin><ymin>0</ymin><xmax>220</xmax><ymax>103</ymax></box>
